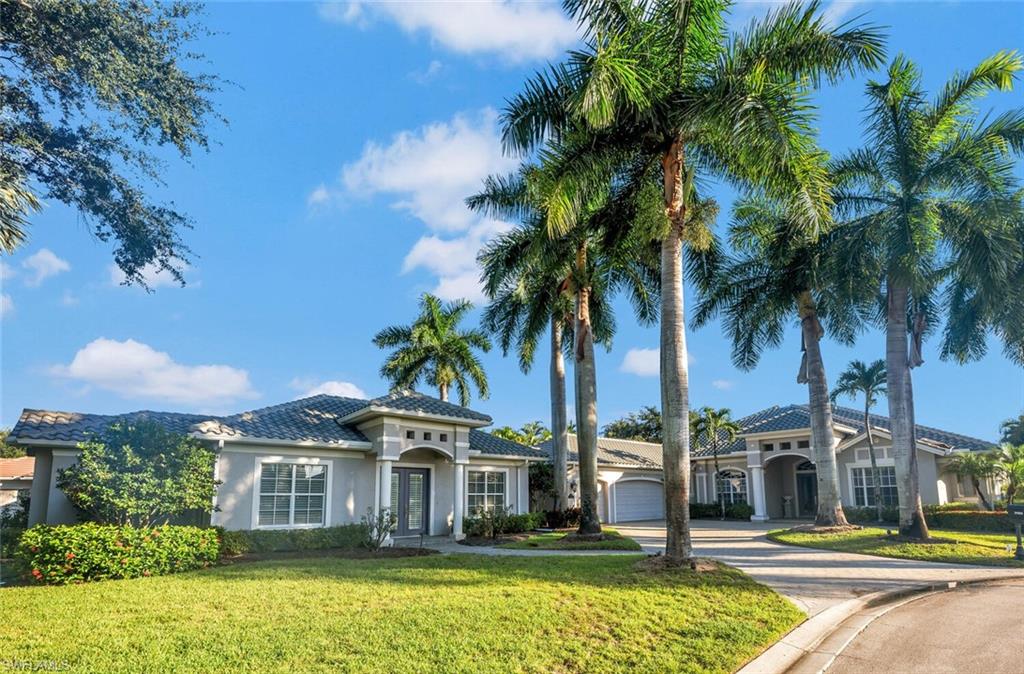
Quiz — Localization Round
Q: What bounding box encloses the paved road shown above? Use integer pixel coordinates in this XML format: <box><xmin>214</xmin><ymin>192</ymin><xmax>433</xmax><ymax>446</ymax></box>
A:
<box><xmin>609</xmin><ymin>520</ymin><xmax>1024</xmax><ymax>616</ymax></box>
<box><xmin>425</xmin><ymin>520</ymin><xmax>1024</xmax><ymax>616</ymax></box>
<box><xmin>827</xmin><ymin>579</ymin><xmax>1024</xmax><ymax>674</ymax></box>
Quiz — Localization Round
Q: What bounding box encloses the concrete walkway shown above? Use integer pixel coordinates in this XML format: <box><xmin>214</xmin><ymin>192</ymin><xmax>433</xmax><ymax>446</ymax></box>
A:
<box><xmin>424</xmin><ymin>520</ymin><xmax>1024</xmax><ymax>617</ymax></box>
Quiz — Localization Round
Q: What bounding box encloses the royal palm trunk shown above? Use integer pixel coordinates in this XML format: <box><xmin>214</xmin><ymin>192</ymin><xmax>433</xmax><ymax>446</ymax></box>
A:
<box><xmin>797</xmin><ymin>292</ymin><xmax>848</xmax><ymax>527</ymax></box>
<box><xmin>886</xmin><ymin>283</ymin><xmax>930</xmax><ymax>539</ymax></box>
<box><xmin>660</xmin><ymin>140</ymin><xmax>694</xmax><ymax>563</ymax></box>
<box><xmin>438</xmin><ymin>382</ymin><xmax>448</xmax><ymax>402</ymax></box>
<box><xmin>863</xmin><ymin>408</ymin><xmax>884</xmax><ymax>522</ymax></box>
<box><xmin>574</xmin><ymin>244</ymin><xmax>602</xmax><ymax>535</ymax></box>
<box><xmin>549</xmin><ymin>315</ymin><xmax>570</xmax><ymax>511</ymax></box>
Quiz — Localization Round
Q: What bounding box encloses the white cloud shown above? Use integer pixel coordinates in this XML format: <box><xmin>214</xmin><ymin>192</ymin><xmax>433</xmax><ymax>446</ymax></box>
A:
<box><xmin>620</xmin><ymin>348</ymin><xmax>660</xmax><ymax>377</ymax></box>
<box><xmin>319</xmin><ymin>1</ymin><xmax>578</xmax><ymax>62</ymax></box>
<box><xmin>22</xmin><ymin>249</ymin><xmax>70</xmax><ymax>286</ymax></box>
<box><xmin>319</xmin><ymin>108</ymin><xmax>518</xmax><ymax>302</ymax></box>
<box><xmin>712</xmin><ymin>379</ymin><xmax>735</xmax><ymax>391</ymax></box>
<box><xmin>0</xmin><ymin>260</ymin><xmax>17</xmax><ymax>282</ymax></box>
<box><xmin>290</xmin><ymin>378</ymin><xmax>367</xmax><ymax>399</ymax></box>
<box><xmin>410</xmin><ymin>59</ymin><xmax>443</xmax><ymax>85</ymax></box>
<box><xmin>1</xmin><ymin>293</ymin><xmax>12</xmax><ymax>319</ymax></box>
<box><xmin>340</xmin><ymin>108</ymin><xmax>518</xmax><ymax>232</ymax></box>
<box><xmin>60</xmin><ymin>290</ymin><xmax>79</xmax><ymax>307</ymax></box>
<box><xmin>307</xmin><ymin>183</ymin><xmax>331</xmax><ymax>207</ymax></box>
<box><xmin>108</xmin><ymin>263</ymin><xmax>194</xmax><ymax>289</ymax></box>
<box><xmin>51</xmin><ymin>338</ymin><xmax>257</xmax><ymax>405</ymax></box>
<box><xmin>821</xmin><ymin>0</ymin><xmax>868</xmax><ymax>27</ymax></box>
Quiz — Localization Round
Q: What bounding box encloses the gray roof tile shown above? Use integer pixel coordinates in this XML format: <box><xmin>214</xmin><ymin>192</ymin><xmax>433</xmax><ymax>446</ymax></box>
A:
<box><xmin>364</xmin><ymin>390</ymin><xmax>492</xmax><ymax>423</ymax></box>
<box><xmin>537</xmin><ymin>403</ymin><xmax>994</xmax><ymax>469</ymax></box>
<box><xmin>469</xmin><ymin>430</ymin><xmax>548</xmax><ymax>458</ymax></box>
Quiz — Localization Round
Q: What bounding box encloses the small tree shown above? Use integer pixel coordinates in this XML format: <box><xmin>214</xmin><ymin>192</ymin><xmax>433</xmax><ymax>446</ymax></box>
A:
<box><xmin>947</xmin><ymin>452</ymin><xmax>998</xmax><ymax>511</ymax></box>
<box><xmin>56</xmin><ymin>420</ymin><xmax>218</xmax><ymax>526</ymax></box>
<box><xmin>995</xmin><ymin>444</ymin><xmax>1024</xmax><ymax>505</ymax></box>
<box><xmin>691</xmin><ymin>408</ymin><xmax>741</xmax><ymax>520</ymax></box>
<box><xmin>603</xmin><ymin>407</ymin><xmax>663</xmax><ymax>443</ymax></box>
<box><xmin>361</xmin><ymin>507</ymin><xmax>396</xmax><ymax>550</ymax></box>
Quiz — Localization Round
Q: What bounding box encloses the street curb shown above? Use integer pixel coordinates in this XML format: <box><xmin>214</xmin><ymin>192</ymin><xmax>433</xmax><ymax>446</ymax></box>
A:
<box><xmin>736</xmin><ymin>573</ymin><xmax>1024</xmax><ymax>674</ymax></box>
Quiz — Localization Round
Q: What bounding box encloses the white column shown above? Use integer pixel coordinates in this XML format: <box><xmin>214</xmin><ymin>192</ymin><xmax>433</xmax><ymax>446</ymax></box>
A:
<box><xmin>749</xmin><ymin>465</ymin><xmax>768</xmax><ymax>522</ymax></box>
<box><xmin>379</xmin><ymin>460</ymin><xmax>393</xmax><ymax>511</ymax></box>
<box><xmin>453</xmin><ymin>462</ymin><xmax>466</xmax><ymax>540</ymax></box>
<box><xmin>517</xmin><ymin>462</ymin><xmax>529</xmax><ymax>514</ymax></box>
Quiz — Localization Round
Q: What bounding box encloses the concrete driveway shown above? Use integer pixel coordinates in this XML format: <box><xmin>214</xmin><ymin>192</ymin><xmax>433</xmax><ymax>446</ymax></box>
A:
<box><xmin>614</xmin><ymin>519</ymin><xmax>1024</xmax><ymax>616</ymax></box>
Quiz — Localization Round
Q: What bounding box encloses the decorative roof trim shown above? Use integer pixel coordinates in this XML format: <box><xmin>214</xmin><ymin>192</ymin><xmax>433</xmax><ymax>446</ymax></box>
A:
<box><xmin>198</xmin><ymin>433</ymin><xmax>374</xmax><ymax>451</ymax></box>
<box><xmin>338</xmin><ymin>406</ymin><xmax>491</xmax><ymax>428</ymax></box>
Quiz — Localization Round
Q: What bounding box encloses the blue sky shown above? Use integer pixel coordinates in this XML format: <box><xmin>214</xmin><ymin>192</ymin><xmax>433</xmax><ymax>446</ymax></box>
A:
<box><xmin>1</xmin><ymin>1</ymin><xmax>1022</xmax><ymax>441</ymax></box>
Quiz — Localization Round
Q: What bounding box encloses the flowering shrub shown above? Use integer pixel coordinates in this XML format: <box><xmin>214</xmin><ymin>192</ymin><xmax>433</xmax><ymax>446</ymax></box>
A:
<box><xmin>17</xmin><ymin>523</ymin><xmax>219</xmax><ymax>585</ymax></box>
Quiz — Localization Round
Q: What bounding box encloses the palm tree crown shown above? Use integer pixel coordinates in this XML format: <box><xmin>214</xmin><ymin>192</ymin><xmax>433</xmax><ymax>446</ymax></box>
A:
<box><xmin>831</xmin><ymin>359</ymin><xmax>887</xmax><ymax>410</ymax></box>
<box><xmin>372</xmin><ymin>293</ymin><xmax>491</xmax><ymax>407</ymax></box>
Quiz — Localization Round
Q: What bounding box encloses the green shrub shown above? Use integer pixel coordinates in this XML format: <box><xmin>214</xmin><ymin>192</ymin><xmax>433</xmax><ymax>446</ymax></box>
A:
<box><xmin>1</xmin><ymin>525</ymin><xmax>25</xmax><ymax>559</ymax></box>
<box><xmin>541</xmin><ymin>507</ymin><xmax>581</xmax><ymax>529</ymax></box>
<box><xmin>724</xmin><ymin>503</ymin><xmax>754</xmax><ymax>520</ymax></box>
<box><xmin>463</xmin><ymin>508</ymin><xmax>543</xmax><ymax>537</ymax></box>
<box><xmin>17</xmin><ymin>523</ymin><xmax>219</xmax><ymax>584</ymax></box>
<box><xmin>928</xmin><ymin>501</ymin><xmax>982</xmax><ymax>513</ymax></box>
<box><xmin>921</xmin><ymin>508</ymin><xmax>1017</xmax><ymax>533</ymax></box>
<box><xmin>689</xmin><ymin>502</ymin><xmax>752</xmax><ymax>520</ymax></box>
<box><xmin>842</xmin><ymin>506</ymin><xmax>899</xmax><ymax>524</ymax></box>
<box><xmin>215</xmin><ymin>524</ymin><xmax>368</xmax><ymax>556</ymax></box>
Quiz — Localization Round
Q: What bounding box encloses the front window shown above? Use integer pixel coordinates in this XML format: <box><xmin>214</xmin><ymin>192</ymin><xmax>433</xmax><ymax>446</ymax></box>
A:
<box><xmin>467</xmin><ymin>470</ymin><xmax>505</xmax><ymax>514</ymax></box>
<box><xmin>852</xmin><ymin>466</ymin><xmax>898</xmax><ymax>507</ymax></box>
<box><xmin>716</xmin><ymin>469</ymin><xmax>747</xmax><ymax>505</ymax></box>
<box><xmin>258</xmin><ymin>462</ymin><xmax>327</xmax><ymax>527</ymax></box>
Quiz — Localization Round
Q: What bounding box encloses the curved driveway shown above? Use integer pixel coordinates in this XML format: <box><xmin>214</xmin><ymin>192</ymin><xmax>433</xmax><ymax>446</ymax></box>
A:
<box><xmin>615</xmin><ymin>520</ymin><xmax>1024</xmax><ymax>616</ymax></box>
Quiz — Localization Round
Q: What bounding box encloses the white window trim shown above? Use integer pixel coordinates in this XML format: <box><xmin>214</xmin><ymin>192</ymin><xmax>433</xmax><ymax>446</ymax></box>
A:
<box><xmin>465</xmin><ymin>465</ymin><xmax>511</xmax><ymax>514</ymax></box>
<box><xmin>847</xmin><ymin>463</ymin><xmax>898</xmax><ymax>508</ymax></box>
<box><xmin>251</xmin><ymin>455</ymin><xmax>334</xmax><ymax>530</ymax></box>
<box><xmin>713</xmin><ymin>467</ymin><xmax>749</xmax><ymax>505</ymax></box>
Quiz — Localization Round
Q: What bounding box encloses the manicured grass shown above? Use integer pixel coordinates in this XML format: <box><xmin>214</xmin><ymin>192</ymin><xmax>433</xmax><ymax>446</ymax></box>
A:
<box><xmin>769</xmin><ymin>527</ymin><xmax>1024</xmax><ymax>568</ymax></box>
<box><xmin>0</xmin><ymin>554</ymin><xmax>802</xmax><ymax>673</ymax></box>
<box><xmin>499</xmin><ymin>527</ymin><xmax>643</xmax><ymax>551</ymax></box>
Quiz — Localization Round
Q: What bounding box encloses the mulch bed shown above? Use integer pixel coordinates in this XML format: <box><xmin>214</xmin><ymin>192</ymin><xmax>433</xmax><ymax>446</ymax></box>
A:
<box><xmin>635</xmin><ymin>555</ymin><xmax>720</xmax><ymax>573</ymax></box>
<box><xmin>785</xmin><ymin>524</ymin><xmax>863</xmax><ymax>535</ymax></box>
<box><xmin>459</xmin><ymin>533</ymin><xmax>532</xmax><ymax>546</ymax></box>
<box><xmin>221</xmin><ymin>547</ymin><xmax>439</xmax><ymax>564</ymax></box>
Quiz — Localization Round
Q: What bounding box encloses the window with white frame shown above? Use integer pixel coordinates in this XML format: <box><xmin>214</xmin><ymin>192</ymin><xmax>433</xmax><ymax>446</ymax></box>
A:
<box><xmin>716</xmin><ymin>469</ymin><xmax>747</xmax><ymax>504</ymax></box>
<box><xmin>851</xmin><ymin>466</ymin><xmax>898</xmax><ymax>506</ymax></box>
<box><xmin>467</xmin><ymin>470</ymin><xmax>505</xmax><ymax>514</ymax></box>
<box><xmin>258</xmin><ymin>462</ymin><xmax>327</xmax><ymax>527</ymax></box>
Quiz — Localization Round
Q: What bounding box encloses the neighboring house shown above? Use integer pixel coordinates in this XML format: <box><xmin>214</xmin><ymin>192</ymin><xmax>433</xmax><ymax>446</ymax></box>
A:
<box><xmin>0</xmin><ymin>456</ymin><xmax>34</xmax><ymax>511</ymax></box>
<box><xmin>9</xmin><ymin>391</ymin><xmax>545</xmax><ymax>539</ymax></box>
<box><xmin>541</xmin><ymin>404</ymin><xmax>997</xmax><ymax>524</ymax></box>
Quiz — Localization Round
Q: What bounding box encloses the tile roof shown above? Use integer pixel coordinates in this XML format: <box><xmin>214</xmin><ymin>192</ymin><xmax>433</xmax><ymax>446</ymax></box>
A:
<box><xmin>537</xmin><ymin>403</ymin><xmax>994</xmax><ymax>469</ymax></box>
<box><xmin>468</xmin><ymin>429</ymin><xmax>548</xmax><ymax>459</ymax></box>
<box><xmin>0</xmin><ymin>456</ymin><xmax>34</xmax><ymax>480</ymax></box>
<box><xmin>9</xmin><ymin>391</ymin><xmax>518</xmax><ymax>455</ymax></box>
<box><xmin>539</xmin><ymin>435</ymin><xmax>663</xmax><ymax>469</ymax></box>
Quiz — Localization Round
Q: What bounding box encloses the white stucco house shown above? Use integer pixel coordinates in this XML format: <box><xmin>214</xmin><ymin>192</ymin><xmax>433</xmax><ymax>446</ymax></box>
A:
<box><xmin>542</xmin><ymin>404</ymin><xmax>997</xmax><ymax>523</ymax></box>
<box><xmin>0</xmin><ymin>456</ymin><xmax>34</xmax><ymax>512</ymax></box>
<box><xmin>9</xmin><ymin>391</ymin><xmax>545</xmax><ymax>539</ymax></box>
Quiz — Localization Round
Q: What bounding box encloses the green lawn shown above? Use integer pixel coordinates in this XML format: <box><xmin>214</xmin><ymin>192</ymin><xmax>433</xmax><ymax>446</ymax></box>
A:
<box><xmin>499</xmin><ymin>527</ymin><xmax>642</xmax><ymax>551</ymax></box>
<box><xmin>0</xmin><ymin>554</ymin><xmax>801</xmax><ymax>674</ymax></box>
<box><xmin>769</xmin><ymin>527</ymin><xmax>1024</xmax><ymax>568</ymax></box>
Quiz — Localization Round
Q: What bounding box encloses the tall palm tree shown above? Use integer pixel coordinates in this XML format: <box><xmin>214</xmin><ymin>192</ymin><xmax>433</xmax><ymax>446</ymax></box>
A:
<box><xmin>947</xmin><ymin>451</ymin><xmax>998</xmax><ymax>511</ymax></box>
<box><xmin>501</xmin><ymin>0</ymin><xmax>884</xmax><ymax>564</ymax></box>
<box><xmin>694</xmin><ymin>194</ymin><xmax>867</xmax><ymax>526</ymax></box>
<box><xmin>1001</xmin><ymin>415</ymin><xmax>1024</xmax><ymax>446</ymax></box>
<box><xmin>833</xmin><ymin>52</ymin><xmax>1024</xmax><ymax>538</ymax></box>
<box><xmin>472</xmin><ymin>165</ymin><xmax>660</xmax><ymax>532</ymax></box>
<box><xmin>831</xmin><ymin>359</ymin><xmax>888</xmax><ymax>522</ymax></box>
<box><xmin>995</xmin><ymin>443</ymin><xmax>1024</xmax><ymax>505</ymax></box>
<box><xmin>373</xmin><ymin>293</ymin><xmax>491</xmax><ymax>406</ymax></box>
<box><xmin>691</xmin><ymin>407</ymin><xmax>740</xmax><ymax>519</ymax></box>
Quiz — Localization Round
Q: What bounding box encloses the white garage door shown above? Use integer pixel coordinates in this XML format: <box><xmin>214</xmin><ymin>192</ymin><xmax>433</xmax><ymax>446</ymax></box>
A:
<box><xmin>615</xmin><ymin>480</ymin><xmax>664</xmax><ymax>522</ymax></box>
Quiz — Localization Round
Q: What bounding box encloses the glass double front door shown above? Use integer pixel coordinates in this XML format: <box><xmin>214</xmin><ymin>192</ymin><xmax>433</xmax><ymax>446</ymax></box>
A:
<box><xmin>390</xmin><ymin>468</ymin><xmax>429</xmax><ymax>536</ymax></box>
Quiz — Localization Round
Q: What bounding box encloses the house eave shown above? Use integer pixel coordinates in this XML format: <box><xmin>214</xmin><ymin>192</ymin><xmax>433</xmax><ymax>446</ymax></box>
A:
<box><xmin>338</xmin><ymin>406</ymin><xmax>491</xmax><ymax>428</ymax></box>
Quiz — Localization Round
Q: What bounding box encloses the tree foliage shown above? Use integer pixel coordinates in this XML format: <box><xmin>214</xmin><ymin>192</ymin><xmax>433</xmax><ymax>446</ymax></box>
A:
<box><xmin>56</xmin><ymin>420</ymin><xmax>218</xmax><ymax>527</ymax></box>
<box><xmin>373</xmin><ymin>293</ymin><xmax>491</xmax><ymax>407</ymax></box>
<box><xmin>0</xmin><ymin>428</ymin><xmax>26</xmax><ymax>458</ymax></box>
<box><xmin>1001</xmin><ymin>415</ymin><xmax>1024</xmax><ymax>446</ymax></box>
<box><xmin>0</xmin><ymin>0</ymin><xmax>222</xmax><ymax>284</ymax></box>
<box><xmin>602</xmin><ymin>406</ymin><xmax>662</xmax><ymax>443</ymax></box>
<box><xmin>490</xmin><ymin>421</ymin><xmax>553</xmax><ymax>447</ymax></box>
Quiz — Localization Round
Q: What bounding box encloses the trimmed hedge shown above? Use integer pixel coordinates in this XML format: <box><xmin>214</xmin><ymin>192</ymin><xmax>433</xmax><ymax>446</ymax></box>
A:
<box><xmin>690</xmin><ymin>502</ymin><xmax>754</xmax><ymax>520</ymax></box>
<box><xmin>17</xmin><ymin>524</ymin><xmax>219</xmax><ymax>585</ymax></box>
<box><xmin>216</xmin><ymin>524</ymin><xmax>368</xmax><ymax>556</ymax></box>
<box><xmin>464</xmin><ymin>510</ymin><xmax>544</xmax><ymax>537</ymax></box>
<box><xmin>843</xmin><ymin>506</ymin><xmax>899</xmax><ymax>524</ymax></box>
<box><xmin>922</xmin><ymin>509</ymin><xmax>1017</xmax><ymax>533</ymax></box>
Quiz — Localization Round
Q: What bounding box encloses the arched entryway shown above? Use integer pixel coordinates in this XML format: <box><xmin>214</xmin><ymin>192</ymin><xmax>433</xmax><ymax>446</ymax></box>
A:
<box><xmin>763</xmin><ymin>453</ymin><xmax>815</xmax><ymax>519</ymax></box>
